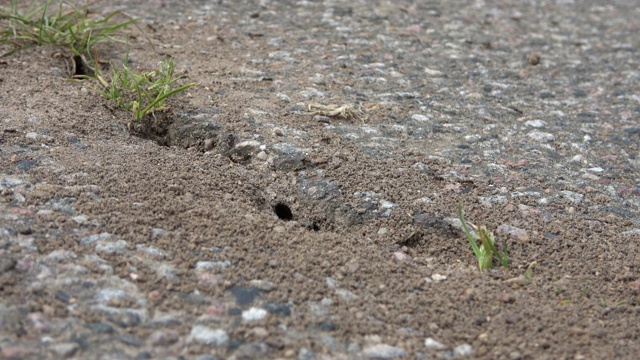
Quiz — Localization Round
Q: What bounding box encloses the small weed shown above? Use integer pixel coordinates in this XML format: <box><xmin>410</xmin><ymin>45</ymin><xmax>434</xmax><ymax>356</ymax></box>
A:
<box><xmin>579</xmin><ymin>281</ymin><xmax>593</xmax><ymax>297</ymax></box>
<box><xmin>523</xmin><ymin>261</ymin><xmax>536</xmax><ymax>282</ymax></box>
<box><xmin>457</xmin><ymin>203</ymin><xmax>509</xmax><ymax>271</ymax></box>
<box><xmin>598</xmin><ymin>299</ymin><xmax>624</xmax><ymax>308</ymax></box>
<box><xmin>85</xmin><ymin>51</ymin><xmax>195</xmax><ymax>121</ymax></box>
<box><xmin>0</xmin><ymin>0</ymin><xmax>135</xmax><ymax>65</ymax></box>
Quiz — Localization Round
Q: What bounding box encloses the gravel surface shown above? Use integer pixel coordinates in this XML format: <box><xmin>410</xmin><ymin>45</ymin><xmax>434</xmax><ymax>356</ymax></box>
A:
<box><xmin>1</xmin><ymin>0</ymin><xmax>639</xmax><ymax>359</ymax></box>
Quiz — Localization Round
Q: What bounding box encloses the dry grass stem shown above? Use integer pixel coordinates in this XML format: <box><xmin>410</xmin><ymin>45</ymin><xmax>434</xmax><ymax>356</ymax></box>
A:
<box><xmin>304</xmin><ymin>101</ymin><xmax>364</xmax><ymax>121</ymax></box>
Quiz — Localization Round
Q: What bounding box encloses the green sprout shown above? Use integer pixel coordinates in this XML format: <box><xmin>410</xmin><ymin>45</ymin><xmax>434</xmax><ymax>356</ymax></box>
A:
<box><xmin>85</xmin><ymin>51</ymin><xmax>195</xmax><ymax>121</ymax></box>
<box><xmin>457</xmin><ymin>203</ymin><xmax>509</xmax><ymax>271</ymax></box>
<box><xmin>523</xmin><ymin>261</ymin><xmax>536</xmax><ymax>282</ymax></box>
<box><xmin>0</xmin><ymin>0</ymin><xmax>135</xmax><ymax>65</ymax></box>
<box><xmin>579</xmin><ymin>280</ymin><xmax>593</xmax><ymax>297</ymax></box>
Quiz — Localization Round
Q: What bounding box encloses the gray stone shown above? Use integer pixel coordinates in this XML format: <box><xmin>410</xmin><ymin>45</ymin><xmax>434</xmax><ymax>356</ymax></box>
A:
<box><xmin>454</xmin><ymin>344</ymin><xmax>473</xmax><ymax>357</ymax></box>
<box><xmin>195</xmin><ymin>261</ymin><xmax>231</xmax><ymax>270</ymax></box>
<box><xmin>560</xmin><ymin>190</ymin><xmax>584</xmax><ymax>204</ymax></box>
<box><xmin>188</xmin><ymin>326</ymin><xmax>229</xmax><ymax>347</ymax></box>
<box><xmin>411</xmin><ymin>114</ymin><xmax>430</xmax><ymax>122</ymax></box>
<box><xmin>135</xmin><ymin>245</ymin><xmax>167</xmax><ymax>259</ymax></box>
<box><xmin>248</xmin><ymin>279</ymin><xmax>277</xmax><ymax>291</ymax></box>
<box><xmin>528</xmin><ymin>131</ymin><xmax>555</xmax><ymax>142</ymax></box>
<box><xmin>50</xmin><ymin>342</ymin><xmax>79</xmax><ymax>357</ymax></box>
<box><xmin>45</xmin><ymin>250</ymin><xmax>77</xmax><ymax>262</ymax></box>
<box><xmin>95</xmin><ymin>239</ymin><xmax>128</xmax><ymax>254</ymax></box>
<box><xmin>80</xmin><ymin>232</ymin><xmax>113</xmax><ymax>246</ymax></box>
<box><xmin>362</xmin><ymin>344</ymin><xmax>406</xmax><ymax>359</ymax></box>
<box><xmin>298</xmin><ymin>348</ymin><xmax>315</xmax><ymax>360</ymax></box>
<box><xmin>148</xmin><ymin>329</ymin><xmax>180</xmax><ymax>346</ymax></box>
<box><xmin>524</xmin><ymin>119</ymin><xmax>546</xmax><ymax>128</ymax></box>
<box><xmin>335</xmin><ymin>288</ymin><xmax>359</xmax><ymax>301</ymax></box>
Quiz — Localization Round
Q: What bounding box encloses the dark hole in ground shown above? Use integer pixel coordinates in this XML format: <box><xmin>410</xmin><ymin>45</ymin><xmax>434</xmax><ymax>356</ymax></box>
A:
<box><xmin>73</xmin><ymin>55</ymin><xmax>89</xmax><ymax>76</ymax></box>
<box><xmin>274</xmin><ymin>203</ymin><xmax>293</xmax><ymax>221</ymax></box>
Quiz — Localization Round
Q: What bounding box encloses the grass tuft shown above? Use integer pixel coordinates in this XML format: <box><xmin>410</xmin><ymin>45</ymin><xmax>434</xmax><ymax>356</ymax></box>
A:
<box><xmin>84</xmin><ymin>51</ymin><xmax>195</xmax><ymax>121</ymax></box>
<box><xmin>2</xmin><ymin>2</ymin><xmax>193</xmax><ymax>121</ymax></box>
<box><xmin>457</xmin><ymin>203</ymin><xmax>509</xmax><ymax>271</ymax></box>
<box><xmin>0</xmin><ymin>0</ymin><xmax>135</xmax><ymax>63</ymax></box>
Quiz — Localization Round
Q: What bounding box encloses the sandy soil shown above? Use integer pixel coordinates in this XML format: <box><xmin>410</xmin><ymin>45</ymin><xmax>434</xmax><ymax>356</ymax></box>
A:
<box><xmin>1</xmin><ymin>1</ymin><xmax>639</xmax><ymax>359</ymax></box>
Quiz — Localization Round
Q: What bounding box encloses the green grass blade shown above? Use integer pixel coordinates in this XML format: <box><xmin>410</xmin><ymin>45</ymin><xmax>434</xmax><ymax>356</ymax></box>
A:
<box><xmin>138</xmin><ymin>82</ymin><xmax>195</xmax><ymax>119</ymax></box>
<box><xmin>457</xmin><ymin>203</ymin><xmax>481</xmax><ymax>258</ymax></box>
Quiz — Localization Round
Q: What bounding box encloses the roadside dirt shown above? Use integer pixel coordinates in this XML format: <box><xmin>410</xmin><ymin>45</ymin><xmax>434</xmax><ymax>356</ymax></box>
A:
<box><xmin>1</xmin><ymin>1</ymin><xmax>639</xmax><ymax>359</ymax></box>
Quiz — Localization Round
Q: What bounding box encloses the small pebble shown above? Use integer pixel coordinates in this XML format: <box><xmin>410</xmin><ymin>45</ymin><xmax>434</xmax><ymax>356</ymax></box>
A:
<box><xmin>362</xmin><ymin>344</ymin><xmax>406</xmax><ymax>359</ymax></box>
<box><xmin>411</xmin><ymin>114</ymin><xmax>429</xmax><ymax>122</ymax></box>
<box><xmin>242</xmin><ymin>307</ymin><xmax>268</xmax><ymax>321</ymax></box>
<box><xmin>527</xmin><ymin>53</ymin><xmax>541</xmax><ymax>65</ymax></box>
<box><xmin>149</xmin><ymin>329</ymin><xmax>180</xmax><ymax>346</ymax></box>
<box><xmin>204</xmin><ymin>138</ymin><xmax>215</xmax><ymax>151</ymax></box>
<box><xmin>528</xmin><ymin>131</ymin><xmax>555</xmax><ymax>142</ymax></box>
<box><xmin>248</xmin><ymin>279</ymin><xmax>277</xmax><ymax>291</ymax></box>
<box><xmin>524</xmin><ymin>119</ymin><xmax>546</xmax><ymax>128</ymax></box>
<box><xmin>424</xmin><ymin>337</ymin><xmax>445</xmax><ymax>349</ymax></box>
<box><xmin>454</xmin><ymin>344</ymin><xmax>473</xmax><ymax>357</ymax></box>
<box><xmin>188</xmin><ymin>326</ymin><xmax>229</xmax><ymax>347</ymax></box>
<box><xmin>195</xmin><ymin>261</ymin><xmax>231</xmax><ymax>270</ymax></box>
<box><xmin>256</xmin><ymin>151</ymin><xmax>268</xmax><ymax>160</ymax></box>
<box><xmin>432</xmin><ymin>274</ymin><xmax>447</xmax><ymax>282</ymax></box>
<box><xmin>335</xmin><ymin>288</ymin><xmax>359</xmax><ymax>301</ymax></box>
<box><xmin>560</xmin><ymin>190</ymin><xmax>584</xmax><ymax>204</ymax></box>
<box><xmin>393</xmin><ymin>252</ymin><xmax>410</xmax><ymax>261</ymax></box>
<box><xmin>276</xmin><ymin>93</ymin><xmax>291</xmax><ymax>103</ymax></box>
<box><xmin>424</xmin><ymin>68</ymin><xmax>444</xmax><ymax>77</ymax></box>
<box><xmin>95</xmin><ymin>240</ymin><xmax>128</xmax><ymax>254</ymax></box>
<box><xmin>252</xmin><ymin>327</ymin><xmax>269</xmax><ymax>338</ymax></box>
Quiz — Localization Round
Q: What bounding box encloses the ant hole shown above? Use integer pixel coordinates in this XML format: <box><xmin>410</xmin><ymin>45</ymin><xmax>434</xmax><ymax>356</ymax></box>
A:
<box><xmin>73</xmin><ymin>55</ymin><xmax>88</xmax><ymax>76</ymax></box>
<box><xmin>274</xmin><ymin>203</ymin><xmax>293</xmax><ymax>221</ymax></box>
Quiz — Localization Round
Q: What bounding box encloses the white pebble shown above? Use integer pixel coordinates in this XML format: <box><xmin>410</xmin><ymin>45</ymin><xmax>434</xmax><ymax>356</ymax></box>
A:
<box><xmin>560</xmin><ymin>190</ymin><xmax>584</xmax><ymax>204</ymax></box>
<box><xmin>432</xmin><ymin>274</ymin><xmax>447</xmax><ymax>282</ymax></box>
<box><xmin>379</xmin><ymin>200</ymin><xmax>397</xmax><ymax>209</ymax></box>
<box><xmin>528</xmin><ymin>131</ymin><xmax>555</xmax><ymax>142</ymax></box>
<box><xmin>242</xmin><ymin>307</ymin><xmax>268</xmax><ymax>321</ymax></box>
<box><xmin>454</xmin><ymin>344</ymin><xmax>473</xmax><ymax>356</ymax></box>
<box><xmin>188</xmin><ymin>325</ymin><xmax>229</xmax><ymax>346</ymax></box>
<box><xmin>256</xmin><ymin>151</ymin><xmax>268</xmax><ymax>160</ymax></box>
<box><xmin>424</xmin><ymin>68</ymin><xmax>445</xmax><ymax>77</ymax></box>
<box><xmin>424</xmin><ymin>337</ymin><xmax>445</xmax><ymax>349</ymax></box>
<box><xmin>570</xmin><ymin>155</ymin><xmax>584</xmax><ymax>163</ymax></box>
<box><xmin>524</xmin><ymin>119</ymin><xmax>546</xmax><ymax>128</ymax></box>
<box><xmin>72</xmin><ymin>215</ymin><xmax>88</xmax><ymax>224</ymax></box>
<box><xmin>95</xmin><ymin>240</ymin><xmax>128</xmax><ymax>254</ymax></box>
<box><xmin>362</xmin><ymin>344</ymin><xmax>406</xmax><ymax>359</ymax></box>
<box><xmin>336</xmin><ymin>288</ymin><xmax>359</xmax><ymax>301</ymax></box>
<box><xmin>195</xmin><ymin>261</ymin><xmax>231</xmax><ymax>270</ymax></box>
<box><xmin>411</xmin><ymin>114</ymin><xmax>429</xmax><ymax>122</ymax></box>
